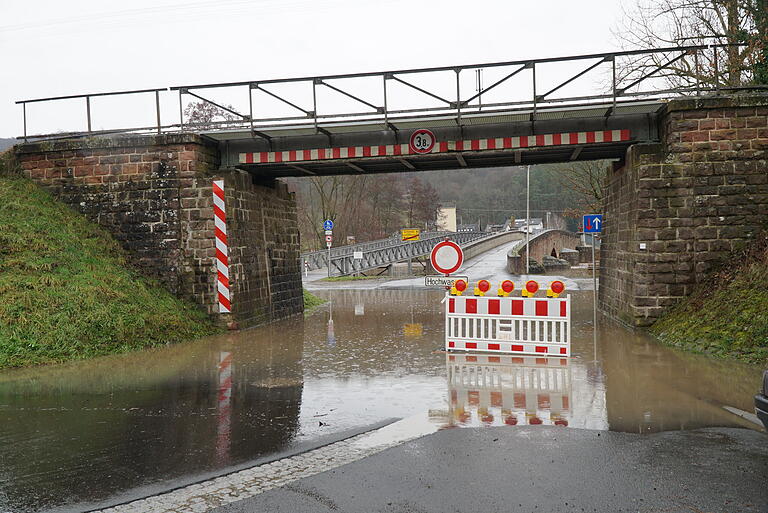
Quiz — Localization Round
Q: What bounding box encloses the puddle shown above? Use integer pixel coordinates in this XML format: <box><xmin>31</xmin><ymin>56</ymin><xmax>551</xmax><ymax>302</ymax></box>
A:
<box><xmin>0</xmin><ymin>289</ymin><xmax>762</xmax><ymax>512</ymax></box>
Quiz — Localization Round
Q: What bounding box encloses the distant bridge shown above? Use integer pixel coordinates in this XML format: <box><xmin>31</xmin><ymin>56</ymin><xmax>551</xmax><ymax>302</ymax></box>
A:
<box><xmin>302</xmin><ymin>231</ymin><xmax>491</xmax><ymax>276</ymax></box>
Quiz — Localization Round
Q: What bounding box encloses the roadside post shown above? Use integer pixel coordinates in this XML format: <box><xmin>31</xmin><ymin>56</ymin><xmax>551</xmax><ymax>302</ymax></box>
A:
<box><xmin>402</xmin><ymin>228</ymin><xmax>420</xmax><ymax>276</ymax></box>
<box><xmin>324</xmin><ymin>219</ymin><xmax>334</xmax><ymax>278</ymax></box>
<box><xmin>583</xmin><ymin>214</ymin><xmax>602</xmax><ymax>345</ymax></box>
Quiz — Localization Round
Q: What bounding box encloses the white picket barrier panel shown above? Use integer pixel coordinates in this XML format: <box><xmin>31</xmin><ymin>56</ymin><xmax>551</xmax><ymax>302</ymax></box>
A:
<box><xmin>444</xmin><ymin>294</ymin><xmax>571</xmax><ymax>356</ymax></box>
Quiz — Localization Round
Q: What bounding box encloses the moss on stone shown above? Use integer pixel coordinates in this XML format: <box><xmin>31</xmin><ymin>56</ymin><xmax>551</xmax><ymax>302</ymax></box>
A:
<box><xmin>651</xmin><ymin>231</ymin><xmax>768</xmax><ymax>364</ymax></box>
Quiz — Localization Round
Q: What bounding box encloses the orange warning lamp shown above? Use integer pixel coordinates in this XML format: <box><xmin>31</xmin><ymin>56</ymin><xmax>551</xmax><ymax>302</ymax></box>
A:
<box><xmin>498</xmin><ymin>280</ymin><xmax>514</xmax><ymax>297</ymax></box>
<box><xmin>451</xmin><ymin>279</ymin><xmax>468</xmax><ymax>296</ymax></box>
<box><xmin>547</xmin><ymin>280</ymin><xmax>566</xmax><ymax>298</ymax></box>
<box><xmin>474</xmin><ymin>279</ymin><xmax>491</xmax><ymax>297</ymax></box>
<box><xmin>521</xmin><ymin>280</ymin><xmax>539</xmax><ymax>298</ymax></box>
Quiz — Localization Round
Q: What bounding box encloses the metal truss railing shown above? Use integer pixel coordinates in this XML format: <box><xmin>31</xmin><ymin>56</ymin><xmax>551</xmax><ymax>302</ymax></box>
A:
<box><xmin>301</xmin><ymin>231</ymin><xmax>451</xmax><ymax>271</ymax></box>
<box><xmin>313</xmin><ymin>231</ymin><xmax>490</xmax><ymax>277</ymax></box>
<box><xmin>16</xmin><ymin>44</ymin><xmax>760</xmax><ymax>142</ymax></box>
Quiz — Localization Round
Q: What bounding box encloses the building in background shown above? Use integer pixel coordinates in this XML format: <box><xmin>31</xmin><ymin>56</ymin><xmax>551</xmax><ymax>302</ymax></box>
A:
<box><xmin>436</xmin><ymin>206</ymin><xmax>457</xmax><ymax>232</ymax></box>
<box><xmin>457</xmin><ymin>223</ymin><xmax>480</xmax><ymax>233</ymax></box>
<box><xmin>513</xmin><ymin>218</ymin><xmax>544</xmax><ymax>234</ymax></box>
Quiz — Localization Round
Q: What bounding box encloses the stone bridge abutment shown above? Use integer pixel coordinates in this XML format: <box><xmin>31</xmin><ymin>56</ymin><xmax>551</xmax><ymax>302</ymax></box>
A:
<box><xmin>600</xmin><ymin>95</ymin><xmax>768</xmax><ymax>327</ymax></box>
<box><xmin>15</xmin><ymin>134</ymin><xmax>303</xmax><ymax>328</ymax></box>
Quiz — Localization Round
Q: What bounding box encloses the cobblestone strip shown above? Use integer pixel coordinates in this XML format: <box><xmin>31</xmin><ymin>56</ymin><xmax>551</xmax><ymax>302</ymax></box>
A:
<box><xmin>94</xmin><ymin>422</ymin><xmax>429</xmax><ymax>513</ymax></box>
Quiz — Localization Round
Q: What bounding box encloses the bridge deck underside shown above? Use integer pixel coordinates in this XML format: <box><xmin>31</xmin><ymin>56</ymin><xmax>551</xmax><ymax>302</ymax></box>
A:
<box><xmin>211</xmin><ymin>102</ymin><xmax>662</xmax><ymax>178</ymax></box>
<box><xmin>237</xmin><ymin>142</ymin><xmax>633</xmax><ymax>177</ymax></box>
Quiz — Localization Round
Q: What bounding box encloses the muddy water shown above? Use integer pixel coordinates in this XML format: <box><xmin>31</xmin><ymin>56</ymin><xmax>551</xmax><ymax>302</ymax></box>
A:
<box><xmin>0</xmin><ymin>290</ymin><xmax>763</xmax><ymax>512</ymax></box>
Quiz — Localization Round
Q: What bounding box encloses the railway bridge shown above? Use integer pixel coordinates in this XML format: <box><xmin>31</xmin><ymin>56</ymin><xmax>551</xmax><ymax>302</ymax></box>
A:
<box><xmin>13</xmin><ymin>45</ymin><xmax>768</xmax><ymax>328</ymax></box>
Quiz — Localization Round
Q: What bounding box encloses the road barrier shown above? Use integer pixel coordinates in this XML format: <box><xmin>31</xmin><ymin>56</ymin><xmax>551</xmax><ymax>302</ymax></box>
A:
<box><xmin>444</xmin><ymin>293</ymin><xmax>571</xmax><ymax>356</ymax></box>
<box><xmin>446</xmin><ymin>354</ymin><xmax>570</xmax><ymax>427</ymax></box>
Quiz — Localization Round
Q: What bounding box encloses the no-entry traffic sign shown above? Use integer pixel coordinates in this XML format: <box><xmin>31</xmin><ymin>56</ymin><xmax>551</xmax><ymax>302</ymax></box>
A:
<box><xmin>409</xmin><ymin>129</ymin><xmax>435</xmax><ymax>154</ymax></box>
<box><xmin>430</xmin><ymin>240</ymin><xmax>463</xmax><ymax>275</ymax></box>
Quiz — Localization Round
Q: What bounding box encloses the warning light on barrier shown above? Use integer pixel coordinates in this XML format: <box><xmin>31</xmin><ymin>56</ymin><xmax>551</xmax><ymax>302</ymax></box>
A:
<box><xmin>521</xmin><ymin>280</ymin><xmax>539</xmax><ymax>298</ymax></box>
<box><xmin>474</xmin><ymin>279</ymin><xmax>491</xmax><ymax>297</ymax></box>
<box><xmin>547</xmin><ymin>280</ymin><xmax>565</xmax><ymax>298</ymax></box>
<box><xmin>451</xmin><ymin>279</ymin><xmax>468</xmax><ymax>296</ymax></box>
<box><xmin>498</xmin><ymin>279</ymin><xmax>514</xmax><ymax>297</ymax></box>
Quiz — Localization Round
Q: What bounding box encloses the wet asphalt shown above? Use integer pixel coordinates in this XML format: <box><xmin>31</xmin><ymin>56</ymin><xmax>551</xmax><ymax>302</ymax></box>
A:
<box><xmin>213</xmin><ymin>426</ymin><xmax>768</xmax><ymax>513</ymax></box>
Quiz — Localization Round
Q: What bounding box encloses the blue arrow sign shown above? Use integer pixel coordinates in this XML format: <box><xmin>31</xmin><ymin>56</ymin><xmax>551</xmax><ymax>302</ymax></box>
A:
<box><xmin>583</xmin><ymin>214</ymin><xmax>603</xmax><ymax>233</ymax></box>
<box><xmin>323</xmin><ymin>219</ymin><xmax>334</xmax><ymax>231</ymax></box>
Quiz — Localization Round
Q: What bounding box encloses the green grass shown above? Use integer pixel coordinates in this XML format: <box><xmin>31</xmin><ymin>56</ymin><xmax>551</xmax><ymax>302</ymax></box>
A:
<box><xmin>651</xmin><ymin>232</ymin><xmax>768</xmax><ymax>365</ymax></box>
<box><xmin>303</xmin><ymin>289</ymin><xmax>325</xmax><ymax>311</ymax></box>
<box><xmin>0</xmin><ymin>172</ymin><xmax>222</xmax><ymax>369</ymax></box>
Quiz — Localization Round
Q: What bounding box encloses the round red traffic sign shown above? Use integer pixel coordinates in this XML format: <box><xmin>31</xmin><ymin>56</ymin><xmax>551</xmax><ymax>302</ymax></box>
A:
<box><xmin>430</xmin><ymin>240</ymin><xmax>464</xmax><ymax>275</ymax></box>
<box><xmin>409</xmin><ymin>129</ymin><xmax>435</xmax><ymax>154</ymax></box>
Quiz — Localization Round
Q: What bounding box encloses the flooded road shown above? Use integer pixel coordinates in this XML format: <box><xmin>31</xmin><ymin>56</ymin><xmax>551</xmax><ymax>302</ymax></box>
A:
<box><xmin>0</xmin><ymin>289</ymin><xmax>763</xmax><ymax>513</ymax></box>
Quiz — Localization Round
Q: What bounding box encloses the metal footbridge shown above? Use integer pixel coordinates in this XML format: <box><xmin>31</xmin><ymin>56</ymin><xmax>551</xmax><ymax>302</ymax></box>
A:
<box><xmin>302</xmin><ymin>231</ymin><xmax>490</xmax><ymax>276</ymax></box>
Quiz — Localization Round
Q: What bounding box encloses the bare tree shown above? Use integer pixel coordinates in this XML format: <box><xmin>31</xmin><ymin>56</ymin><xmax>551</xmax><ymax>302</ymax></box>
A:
<box><xmin>183</xmin><ymin>101</ymin><xmax>239</xmax><ymax>129</ymax></box>
<box><xmin>555</xmin><ymin>161</ymin><xmax>608</xmax><ymax>214</ymax></box>
<box><xmin>615</xmin><ymin>0</ymin><xmax>767</xmax><ymax>89</ymax></box>
<box><xmin>296</xmin><ymin>175</ymin><xmax>368</xmax><ymax>248</ymax></box>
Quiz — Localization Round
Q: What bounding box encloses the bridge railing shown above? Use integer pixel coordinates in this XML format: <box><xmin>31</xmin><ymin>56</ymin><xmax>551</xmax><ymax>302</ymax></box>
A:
<box><xmin>301</xmin><ymin>231</ymin><xmax>451</xmax><ymax>271</ymax></box>
<box><xmin>324</xmin><ymin>231</ymin><xmax>493</xmax><ymax>276</ymax></box>
<box><xmin>16</xmin><ymin>44</ymin><xmax>760</xmax><ymax>142</ymax></box>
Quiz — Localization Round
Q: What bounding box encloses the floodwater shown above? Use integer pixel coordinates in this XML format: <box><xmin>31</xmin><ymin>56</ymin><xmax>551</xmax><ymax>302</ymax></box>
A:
<box><xmin>0</xmin><ymin>290</ymin><xmax>763</xmax><ymax>513</ymax></box>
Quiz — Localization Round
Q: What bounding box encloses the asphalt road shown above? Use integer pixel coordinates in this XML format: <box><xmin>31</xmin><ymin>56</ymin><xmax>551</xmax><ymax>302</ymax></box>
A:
<box><xmin>213</xmin><ymin>426</ymin><xmax>768</xmax><ymax>513</ymax></box>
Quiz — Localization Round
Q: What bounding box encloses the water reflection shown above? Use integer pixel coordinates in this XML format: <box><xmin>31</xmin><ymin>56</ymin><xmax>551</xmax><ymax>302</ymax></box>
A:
<box><xmin>436</xmin><ymin>355</ymin><xmax>574</xmax><ymax>428</ymax></box>
<box><xmin>0</xmin><ymin>289</ymin><xmax>762</xmax><ymax>513</ymax></box>
<box><xmin>0</xmin><ymin>323</ymin><xmax>305</xmax><ymax>513</ymax></box>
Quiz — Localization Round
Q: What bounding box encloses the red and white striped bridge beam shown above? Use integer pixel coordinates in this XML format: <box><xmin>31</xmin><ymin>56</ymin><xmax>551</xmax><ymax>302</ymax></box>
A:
<box><xmin>238</xmin><ymin>129</ymin><xmax>630</xmax><ymax>166</ymax></box>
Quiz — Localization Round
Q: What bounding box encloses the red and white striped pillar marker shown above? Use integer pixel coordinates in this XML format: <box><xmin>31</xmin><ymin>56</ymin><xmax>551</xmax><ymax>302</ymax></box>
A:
<box><xmin>213</xmin><ymin>179</ymin><xmax>231</xmax><ymax>313</ymax></box>
<box><xmin>216</xmin><ymin>351</ymin><xmax>233</xmax><ymax>463</ymax></box>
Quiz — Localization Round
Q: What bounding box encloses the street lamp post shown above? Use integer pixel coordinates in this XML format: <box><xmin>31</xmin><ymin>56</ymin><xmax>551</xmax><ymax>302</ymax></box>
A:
<box><xmin>525</xmin><ymin>164</ymin><xmax>530</xmax><ymax>275</ymax></box>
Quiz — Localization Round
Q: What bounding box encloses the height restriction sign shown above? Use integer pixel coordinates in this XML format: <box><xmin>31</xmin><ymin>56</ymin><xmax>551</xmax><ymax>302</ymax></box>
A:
<box><xmin>409</xmin><ymin>129</ymin><xmax>435</xmax><ymax>154</ymax></box>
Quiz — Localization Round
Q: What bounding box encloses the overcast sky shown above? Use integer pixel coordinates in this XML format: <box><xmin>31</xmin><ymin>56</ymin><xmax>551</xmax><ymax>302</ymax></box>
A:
<box><xmin>0</xmin><ymin>0</ymin><xmax>630</xmax><ymax>138</ymax></box>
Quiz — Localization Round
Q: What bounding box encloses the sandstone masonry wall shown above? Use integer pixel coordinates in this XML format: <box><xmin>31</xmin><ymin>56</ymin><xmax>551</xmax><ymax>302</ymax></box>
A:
<box><xmin>225</xmin><ymin>172</ymin><xmax>303</xmax><ymax>327</ymax></box>
<box><xmin>600</xmin><ymin>96</ymin><xmax>768</xmax><ymax>326</ymax></box>
<box><xmin>15</xmin><ymin>134</ymin><xmax>303</xmax><ymax>328</ymax></box>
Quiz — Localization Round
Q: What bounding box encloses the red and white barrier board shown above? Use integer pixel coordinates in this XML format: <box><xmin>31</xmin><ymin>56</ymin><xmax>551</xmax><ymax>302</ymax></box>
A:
<box><xmin>213</xmin><ymin>179</ymin><xmax>231</xmax><ymax>313</ymax></box>
<box><xmin>445</xmin><ymin>295</ymin><xmax>571</xmax><ymax>356</ymax></box>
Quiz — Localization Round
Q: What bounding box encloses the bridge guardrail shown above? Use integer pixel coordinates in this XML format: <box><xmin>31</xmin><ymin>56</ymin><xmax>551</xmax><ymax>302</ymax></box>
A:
<box><xmin>16</xmin><ymin>44</ymin><xmax>758</xmax><ymax>142</ymax></box>
<box><xmin>301</xmin><ymin>231</ymin><xmax>450</xmax><ymax>271</ymax></box>
<box><xmin>325</xmin><ymin>231</ymin><xmax>497</xmax><ymax>276</ymax></box>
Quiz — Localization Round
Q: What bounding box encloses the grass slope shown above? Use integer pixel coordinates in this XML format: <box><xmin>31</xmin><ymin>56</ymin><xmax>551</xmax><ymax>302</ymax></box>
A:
<box><xmin>0</xmin><ymin>173</ymin><xmax>221</xmax><ymax>368</ymax></box>
<box><xmin>651</xmin><ymin>233</ymin><xmax>768</xmax><ymax>364</ymax></box>
<box><xmin>303</xmin><ymin>289</ymin><xmax>325</xmax><ymax>311</ymax></box>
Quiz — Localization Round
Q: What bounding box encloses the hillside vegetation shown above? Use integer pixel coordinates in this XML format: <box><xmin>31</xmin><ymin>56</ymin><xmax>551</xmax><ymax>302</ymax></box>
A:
<box><xmin>0</xmin><ymin>152</ymin><xmax>221</xmax><ymax>368</ymax></box>
<box><xmin>652</xmin><ymin>232</ymin><xmax>768</xmax><ymax>364</ymax></box>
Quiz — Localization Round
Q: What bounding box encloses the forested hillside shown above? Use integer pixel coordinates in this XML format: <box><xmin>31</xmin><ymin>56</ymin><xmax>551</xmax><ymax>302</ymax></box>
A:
<box><xmin>288</xmin><ymin>161</ymin><xmax>603</xmax><ymax>250</ymax></box>
<box><xmin>0</xmin><ymin>139</ymin><xmax>15</xmax><ymax>152</ymax></box>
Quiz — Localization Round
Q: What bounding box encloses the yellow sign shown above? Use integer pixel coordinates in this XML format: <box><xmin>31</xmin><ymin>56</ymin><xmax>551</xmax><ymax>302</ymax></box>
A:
<box><xmin>401</xmin><ymin>228</ymin><xmax>420</xmax><ymax>241</ymax></box>
<box><xmin>404</xmin><ymin>323</ymin><xmax>423</xmax><ymax>338</ymax></box>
